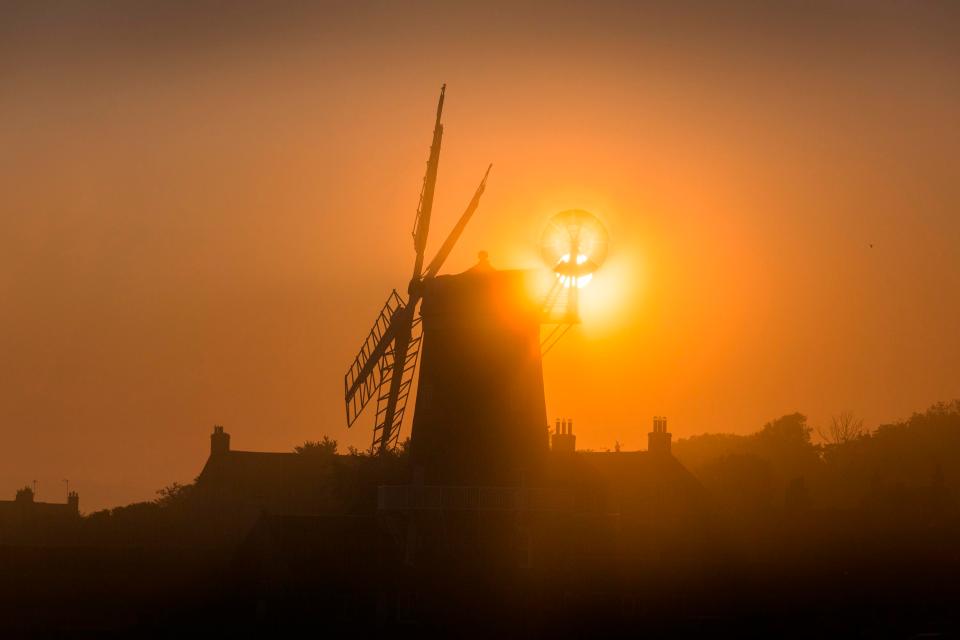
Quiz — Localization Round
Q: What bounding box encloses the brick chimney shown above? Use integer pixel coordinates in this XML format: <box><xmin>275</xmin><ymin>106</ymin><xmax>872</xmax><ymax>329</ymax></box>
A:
<box><xmin>67</xmin><ymin>491</ymin><xmax>79</xmax><ymax>514</ymax></box>
<box><xmin>648</xmin><ymin>416</ymin><xmax>672</xmax><ymax>455</ymax></box>
<box><xmin>210</xmin><ymin>425</ymin><xmax>230</xmax><ymax>457</ymax></box>
<box><xmin>551</xmin><ymin>417</ymin><xmax>577</xmax><ymax>453</ymax></box>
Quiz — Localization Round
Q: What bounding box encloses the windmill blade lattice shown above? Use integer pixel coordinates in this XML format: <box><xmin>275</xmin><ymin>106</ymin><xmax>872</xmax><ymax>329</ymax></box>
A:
<box><xmin>372</xmin><ymin>317</ymin><xmax>422</xmax><ymax>452</ymax></box>
<box><xmin>344</xmin><ymin>290</ymin><xmax>406</xmax><ymax>427</ymax></box>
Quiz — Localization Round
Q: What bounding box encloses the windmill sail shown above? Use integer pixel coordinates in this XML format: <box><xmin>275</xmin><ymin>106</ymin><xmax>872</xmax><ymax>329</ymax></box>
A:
<box><xmin>410</xmin><ymin>84</ymin><xmax>445</xmax><ymax>281</ymax></box>
<box><xmin>423</xmin><ymin>164</ymin><xmax>492</xmax><ymax>279</ymax></box>
<box><xmin>369</xmin><ymin>87</ymin><xmax>446</xmax><ymax>453</ymax></box>
<box><xmin>344</xmin><ymin>290</ymin><xmax>406</xmax><ymax>427</ymax></box>
<box><xmin>372</xmin><ymin>317</ymin><xmax>422</xmax><ymax>452</ymax></box>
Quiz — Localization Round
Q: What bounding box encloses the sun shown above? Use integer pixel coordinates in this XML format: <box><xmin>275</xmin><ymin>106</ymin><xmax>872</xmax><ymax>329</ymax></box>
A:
<box><xmin>540</xmin><ymin>209</ymin><xmax>608</xmax><ymax>288</ymax></box>
<box><xmin>556</xmin><ymin>253</ymin><xmax>594</xmax><ymax>289</ymax></box>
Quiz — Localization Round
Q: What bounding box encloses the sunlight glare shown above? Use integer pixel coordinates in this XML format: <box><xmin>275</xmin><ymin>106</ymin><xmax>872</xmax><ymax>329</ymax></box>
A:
<box><xmin>556</xmin><ymin>253</ymin><xmax>593</xmax><ymax>288</ymax></box>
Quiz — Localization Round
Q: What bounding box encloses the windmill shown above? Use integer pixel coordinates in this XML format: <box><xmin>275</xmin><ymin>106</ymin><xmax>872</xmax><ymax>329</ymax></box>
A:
<box><xmin>343</xmin><ymin>85</ymin><xmax>492</xmax><ymax>455</ymax></box>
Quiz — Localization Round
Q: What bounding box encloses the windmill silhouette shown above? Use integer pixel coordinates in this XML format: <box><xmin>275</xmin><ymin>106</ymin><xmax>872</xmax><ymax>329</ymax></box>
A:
<box><xmin>343</xmin><ymin>85</ymin><xmax>492</xmax><ymax>454</ymax></box>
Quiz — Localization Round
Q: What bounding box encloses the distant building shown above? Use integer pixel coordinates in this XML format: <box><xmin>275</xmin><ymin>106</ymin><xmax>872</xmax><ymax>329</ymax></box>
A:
<box><xmin>197</xmin><ymin>424</ymin><xmax>303</xmax><ymax>513</ymax></box>
<box><xmin>0</xmin><ymin>486</ymin><xmax>80</xmax><ymax>543</ymax></box>
<box><xmin>192</xmin><ymin>425</ymin><xmax>405</xmax><ymax>546</ymax></box>
<box><xmin>193</xmin><ymin>425</ymin><xmax>320</xmax><ymax>544</ymax></box>
<box><xmin>0</xmin><ymin>486</ymin><xmax>79</xmax><ymax>521</ymax></box>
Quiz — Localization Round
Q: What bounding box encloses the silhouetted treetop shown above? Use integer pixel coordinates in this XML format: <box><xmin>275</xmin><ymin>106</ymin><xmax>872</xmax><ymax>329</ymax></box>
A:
<box><xmin>295</xmin><ymin>436</ymin><xmax>338</xmax><ymax>457</ymax></box>
<box><xmin>818</xmin><ymin>411</ymin><xmax>866</xmax><ymax>445</ymax></box>
<box><xmin>756</xmin><ymin>412</ymin><xmax>812</xmax><ymax>448</ymax></box>
<box><xmin>155</xmin><ymin>481</ymin><xmax>195</xmax><ymax>508</ymax></box>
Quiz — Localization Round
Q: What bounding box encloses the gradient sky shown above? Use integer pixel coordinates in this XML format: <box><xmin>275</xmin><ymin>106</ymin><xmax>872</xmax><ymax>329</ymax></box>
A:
<box><xmin>2</xmin><ymin>1</ymin><xmax>958</xmax><ymax>511</ymax></box>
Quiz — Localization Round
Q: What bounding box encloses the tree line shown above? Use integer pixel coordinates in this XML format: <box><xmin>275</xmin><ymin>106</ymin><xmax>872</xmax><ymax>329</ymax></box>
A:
<box><xmin>672</xmin><ymin>399</ymin><xmax>960</xmax><ymax>515</ymax></box>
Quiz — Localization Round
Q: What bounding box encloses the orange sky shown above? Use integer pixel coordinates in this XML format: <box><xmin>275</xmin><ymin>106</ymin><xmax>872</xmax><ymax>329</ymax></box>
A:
<box><xmin>2</xmin><ymin>2</ymin><xmax>958</xmax><ymax>511</ymax></box>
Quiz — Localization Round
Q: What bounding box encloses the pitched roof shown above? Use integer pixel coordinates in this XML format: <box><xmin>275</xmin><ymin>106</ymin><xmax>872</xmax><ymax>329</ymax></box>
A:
<box><xmin>546</xmin><ymin>450</ymin><xmax>709</xmax><ymax>516</ymax></box>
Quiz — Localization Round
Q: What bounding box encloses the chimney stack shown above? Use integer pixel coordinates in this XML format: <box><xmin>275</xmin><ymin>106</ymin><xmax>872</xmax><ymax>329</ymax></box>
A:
<box><xmin>211</xmin><ymin>425</ymin><xmax>231</xmax><ymax>457</ymax></box>
<box><xmin>551</xmin><ymin>417</ymin><xmax>576</xmax><ymax>453</ymax></box>
<box><xmin>648</xmin><ymin>416</ymin><xmax>672</xmax><ymax>455</ymax></box>
<box><xmin>67</xmin><ymin>491</ymin><xmax>80</xmax><ymax>514</ymax></box>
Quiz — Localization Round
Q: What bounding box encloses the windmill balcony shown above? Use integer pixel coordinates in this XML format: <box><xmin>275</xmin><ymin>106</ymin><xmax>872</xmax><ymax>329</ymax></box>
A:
<box><xmin>377</xmin><ymin>484</ymin><xmax>573</xmax><ymax>512</ymax></box>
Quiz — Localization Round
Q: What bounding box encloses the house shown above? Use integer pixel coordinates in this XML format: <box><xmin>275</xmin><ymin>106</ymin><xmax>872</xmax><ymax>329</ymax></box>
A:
<box><xmin>0</xmin><ymin>486</ymin><xmax>80</xmax><ymax>544</ymax></box>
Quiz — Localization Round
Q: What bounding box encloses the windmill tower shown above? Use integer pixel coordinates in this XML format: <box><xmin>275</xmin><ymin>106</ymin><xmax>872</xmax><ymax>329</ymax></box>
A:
<box><xmin>410</xmin><ymin>265</ymin><xmax>550</xmax><ymax>484</ymax></box>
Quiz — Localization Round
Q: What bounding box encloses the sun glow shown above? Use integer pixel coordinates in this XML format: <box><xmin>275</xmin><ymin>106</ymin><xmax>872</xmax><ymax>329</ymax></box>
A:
<box><xmin>556</xmin><ymin>253</ymin><xmax>593</xmax><ymax>288</ymax></box>
<box><xmin>541</xmin><ymin>209</ymin><xmax>609</xmax><ymax>293</ymax></box>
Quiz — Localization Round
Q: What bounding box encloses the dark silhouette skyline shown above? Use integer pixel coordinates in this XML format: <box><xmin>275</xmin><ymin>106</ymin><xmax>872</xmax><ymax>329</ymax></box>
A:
<box><xmin>1</xmin><ymin>399</ymin><xmax>958</xmax><ymax>635</ymax></box>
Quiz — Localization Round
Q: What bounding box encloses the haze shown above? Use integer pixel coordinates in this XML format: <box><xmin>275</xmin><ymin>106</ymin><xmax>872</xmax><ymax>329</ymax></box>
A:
<box><xmin>1</xmin><ymin>2</ymin><xmax>958</xmax><ymax>510</ymax></box>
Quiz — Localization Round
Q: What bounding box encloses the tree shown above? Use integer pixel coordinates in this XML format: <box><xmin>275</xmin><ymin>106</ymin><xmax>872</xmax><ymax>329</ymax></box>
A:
<box><xmin>155</xmin><ymin>481</ymin><xmax>194</xmax><ymax>507</ymax></box>
<box><xmin>756</xmin><ymin>412</ymin><xmax>813</xmax><ymax>448</ymax></box>
<box><xmin>295</xmin><ymin>435</ymin><xmax>338</xmax><ymax>457</ymax></box>
<box><xmin>818</xmin><ymin>411</ymin><xmax>865</xmax><ymax>445</ymax></box>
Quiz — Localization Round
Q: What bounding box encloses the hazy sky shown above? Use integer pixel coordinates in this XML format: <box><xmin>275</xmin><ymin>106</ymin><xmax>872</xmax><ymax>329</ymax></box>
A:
<box><xmin>2</xmin><ymin>1</ymin><xmax>958</xmax><ymax>510</ymax></box>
